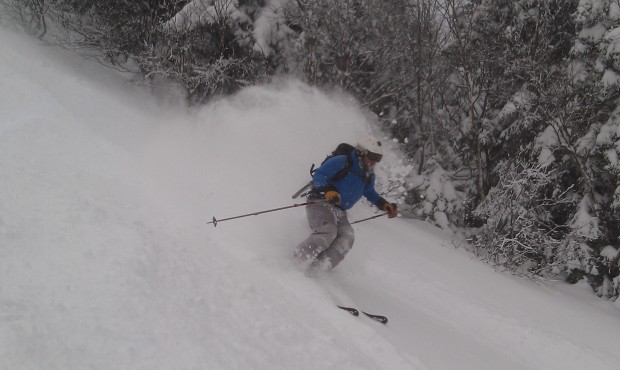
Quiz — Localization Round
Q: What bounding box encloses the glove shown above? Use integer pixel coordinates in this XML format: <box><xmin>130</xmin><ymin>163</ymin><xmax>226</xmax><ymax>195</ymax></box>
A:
<box><xmin>324</xmin><ymin>190</ymin><xmax>341</xmax><ymax>205</ymax></box>
<box><xmin>383</xmin><ymin>202</ymin><xmax>398</xmax><ymax>218</ymax></box>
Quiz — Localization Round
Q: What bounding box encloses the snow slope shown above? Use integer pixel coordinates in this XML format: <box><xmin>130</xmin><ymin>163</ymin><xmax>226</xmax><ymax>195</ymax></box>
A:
<box><xmin>1</xmin><ymin>26</ymin><xmax>620</xmax><ymax>370</ymax></box>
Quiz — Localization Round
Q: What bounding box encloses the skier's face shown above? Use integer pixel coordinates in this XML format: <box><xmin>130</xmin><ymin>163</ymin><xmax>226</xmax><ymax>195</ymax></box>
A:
<box><xmin>362</xmin><ymin>155</ymin><xmax>379</xmax><ymax>172</ymax></box>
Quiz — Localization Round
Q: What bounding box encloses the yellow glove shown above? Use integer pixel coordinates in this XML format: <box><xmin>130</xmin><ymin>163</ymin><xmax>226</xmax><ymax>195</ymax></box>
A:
<box><xmin>383</xmin><ymin>202</ymin><xmax>398</xmax><ymax>218</ymax></box>
<box><xmin>324</xmin><ymin>190</ymin><xmax>341</xmax><ymax>205</ymax></box>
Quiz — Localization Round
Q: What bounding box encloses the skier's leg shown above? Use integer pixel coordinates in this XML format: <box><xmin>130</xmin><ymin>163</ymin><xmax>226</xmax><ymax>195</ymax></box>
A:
<box><xmin>294</xmin><ymin>202</ymin><xmax>338</xmax><ymax>261</ymax></box>
<box><xmin>314</xmin><ymin>214</ymin><xmax>355</xmax><ymax>270</ymax></box>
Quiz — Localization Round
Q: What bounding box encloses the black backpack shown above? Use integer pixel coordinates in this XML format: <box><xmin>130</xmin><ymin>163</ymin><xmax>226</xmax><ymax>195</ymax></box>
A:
<box><xmin>310</xmin><ymin>143</ymin><xmax>356</xmax><ymax>181</ymax></box>
<box><xmin>292</xmin><ymin>143</ymin><xmax>357</xmax><ymax>199</ymax></box>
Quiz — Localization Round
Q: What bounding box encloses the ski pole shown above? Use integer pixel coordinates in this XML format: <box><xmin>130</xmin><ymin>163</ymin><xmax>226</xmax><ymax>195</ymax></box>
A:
<box><xmin>207</xmin><ymin>201</ymin><xmax>320</xmax><ymax>227</ymax></box>
<box><xmin>350</xmin><ymin>212</ymin><xmax>389</xmax><ymax>225</ymax></box>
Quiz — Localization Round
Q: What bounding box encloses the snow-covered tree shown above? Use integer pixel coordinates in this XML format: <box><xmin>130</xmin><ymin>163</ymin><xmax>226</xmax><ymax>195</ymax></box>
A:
<box><xmin>470</xmin><ymin>162</ymin><xmax>569</xmax><ymax>276</ymax></box>
<box><xmin>571</xmin><ymin>0</ymin><xmax>620</xmax><ymax>297</ymax></box>
<box><xmin>0</xmin><ymin>0</ymin><xmax>50</xmax><ymax>38</ymax></box>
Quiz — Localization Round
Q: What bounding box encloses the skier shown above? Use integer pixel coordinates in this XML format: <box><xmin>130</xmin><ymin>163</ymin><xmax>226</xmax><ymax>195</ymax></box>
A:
<box><xmin>295</xmin><ymin>135</ymin><xmax>398</xmax><ymax>272</ymax></box>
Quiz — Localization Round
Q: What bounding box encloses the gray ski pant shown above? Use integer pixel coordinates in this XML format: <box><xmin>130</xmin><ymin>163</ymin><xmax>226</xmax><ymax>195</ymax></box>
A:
<box><xmin>295</xmin><ymin>200</ymin><xmax>355</xmax><ymax>269</ymax></box>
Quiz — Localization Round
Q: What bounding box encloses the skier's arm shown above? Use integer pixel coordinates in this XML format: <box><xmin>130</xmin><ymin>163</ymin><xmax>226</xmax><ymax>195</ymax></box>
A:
<box><xmin>363</xmin><ymin>176</ymin><xmax>389</xmax><ymax>210</ymax></box>
<box><xmin>365</xmin><ymin>181</ymin><xmax>398</xmax><ymax>218</ymax></box>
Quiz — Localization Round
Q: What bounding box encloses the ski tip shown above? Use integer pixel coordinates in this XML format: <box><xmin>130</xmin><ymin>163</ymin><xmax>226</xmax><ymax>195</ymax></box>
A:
<box><xmin>362</xmin><ymin>311</ymin><xmax>388</xmax><ymax>324</ymax></box>
<box><xmin>337</xmin><ymin>305</ymin><xmax>360</xmax><ymax>316</ymax></box>
<box><xmin>337</xmin><ymin>306</ymin><xmax>388</xmax><ymax>324</ymax></box>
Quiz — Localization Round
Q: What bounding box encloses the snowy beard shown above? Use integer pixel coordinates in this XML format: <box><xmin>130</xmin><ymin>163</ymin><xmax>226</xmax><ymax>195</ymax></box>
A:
<box><xmin>358</xmin><ymin>155</ymin><xmax>376</xmax><ymax>174</ymax></box>
<box><xmin>364</xmin><ymin>161</ymin><xmax>376</xmax><ymax>174</ymax></box>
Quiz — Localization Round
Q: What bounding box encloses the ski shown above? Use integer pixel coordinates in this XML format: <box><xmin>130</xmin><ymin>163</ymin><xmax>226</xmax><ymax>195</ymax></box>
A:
<box><xmin>362</xmin><ymin>311</ymin><xmax>388</xmax><ymax>324</ymax></box>
<box><xmin>337</xmin><ymin>305</ymin><xmax>388</xmax><ymax>324</ymax></box>
<box><xmin>310</xmin><ymin>275</ymin><xmax>387</xmax><ymax>324</ymax></box>
<box><xmin>337</xmin><ymin>305</ymin><xmax>359</xmax><ymax>316</ymax></box>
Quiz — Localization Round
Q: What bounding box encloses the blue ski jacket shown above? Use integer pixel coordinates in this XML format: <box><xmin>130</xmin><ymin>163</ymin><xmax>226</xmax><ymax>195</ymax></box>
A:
<box><xmin>311</xmin><ymin>150</ymin><xmax>385</xmax><ymax>211</ymax></box>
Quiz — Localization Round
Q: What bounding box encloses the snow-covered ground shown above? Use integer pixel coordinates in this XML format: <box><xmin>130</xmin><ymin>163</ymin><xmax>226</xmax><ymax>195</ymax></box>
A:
<box><xmin>2</xmin><ymin>26</ymin><xmax>620</xmax><ymax>370</ymax></box>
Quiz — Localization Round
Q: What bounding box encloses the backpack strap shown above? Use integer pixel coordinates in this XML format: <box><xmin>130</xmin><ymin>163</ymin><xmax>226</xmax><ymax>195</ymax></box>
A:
<box><xmin>329</xmin><ymin>154</ymin><xmax>353</xmax><ymax>181</ymax></box>
<box><xmin>310</xmin><ymin>152</ymin><xmax>353</xmax><ymax>180</ymax></box>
